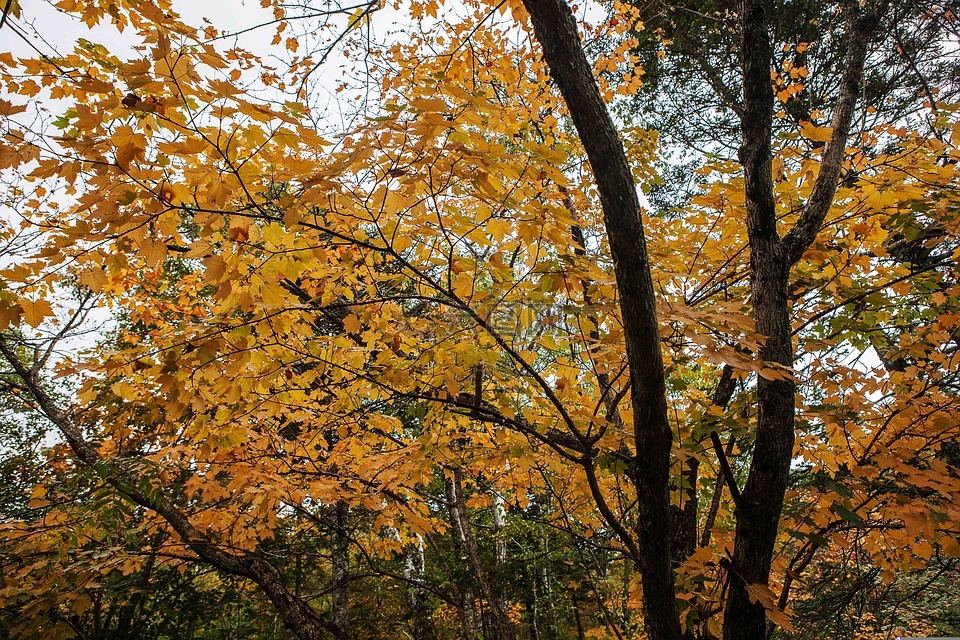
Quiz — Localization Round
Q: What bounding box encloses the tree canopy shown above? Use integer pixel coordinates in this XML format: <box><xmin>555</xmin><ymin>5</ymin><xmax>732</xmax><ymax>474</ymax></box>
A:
<box><xmin>0</xmin><ymin>1</ymin><xmax>958</xmax><ymax>639</ymax></box>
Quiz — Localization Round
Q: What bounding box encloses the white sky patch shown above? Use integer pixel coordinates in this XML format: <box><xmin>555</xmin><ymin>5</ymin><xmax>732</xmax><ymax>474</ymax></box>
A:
<box><xmin>636</xmin><ymin>184</ymin><xmax>653</xmax><ymax>213</ymax></box>
<box><xmin>5</xmin><ymin>0</ymin><xmax>277</xmax><ymax>60</ymax></box>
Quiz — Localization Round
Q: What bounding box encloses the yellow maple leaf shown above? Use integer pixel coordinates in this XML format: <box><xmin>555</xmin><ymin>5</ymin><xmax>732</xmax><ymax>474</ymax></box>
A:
<box><xmin>79</xmin><ymin>267</ymin><xmax>108</xmax><ymax>292</ymax></box>
<box><xmin>21</xmin><ymin>299</ymin><xmax>53</xmax><ymax>328</ymax></box>
<box><xmin>799</xmin><ymin>122</ymin><xmax>834</xmax><ymax>143</ymax></box>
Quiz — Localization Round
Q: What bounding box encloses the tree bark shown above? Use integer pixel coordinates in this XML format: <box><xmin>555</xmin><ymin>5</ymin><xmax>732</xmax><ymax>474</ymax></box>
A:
<box><xmin>492</xmin><ymin>490</ymin><xmax>507</xmax><ymax>566</ymax></box>
<box><xmin>724</xmin><ymin>2</ymin><xmax>886</xmax><ymax>639</ymax></box>
<box><xmin>402</xmin><ymin>533</ymin><xmax>432</xmax><ymax>638</ymax></box>
<box><xmin>331</xmin><ymin>501</ymin><xmax>351</xmax><ymax>638</ymax></box>
<box><xmin>446</xmin><ymin>468</ymin><xmax>515</xmax><ymax>640</ymax></box>
<box><xmin>445</xmin><ymin>472</ymin><xmax>483</xmax><ymax>639</ymax></box>
<box><xmin>519</xmin><ymin>2</ymin><xmax>681</xmax><ymax>638</ymax></box>
<box><xmin>723</xmin><ymin>0</ymin><xmax>803</xmax><ymax>635</ymax></box>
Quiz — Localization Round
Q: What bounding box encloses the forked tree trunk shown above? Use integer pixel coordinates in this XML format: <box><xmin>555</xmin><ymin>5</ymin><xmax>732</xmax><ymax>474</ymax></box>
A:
<box><xmin>725</xmin><ymin>2</ymin><xmax>886</xmax><ymax>639</ymax></box>
<box><xmin>516</xmin><ymin>2</ymin><xmax>885</xmax><ymax>639</ymax></box>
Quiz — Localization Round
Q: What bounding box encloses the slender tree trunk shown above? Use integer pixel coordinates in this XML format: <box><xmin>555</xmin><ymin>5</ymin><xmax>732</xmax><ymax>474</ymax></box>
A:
<box><xmin>402</xmin><ymin>533</ymin><xmax>432</xmax><ymax>638</ymax></box>
<box><xmin>446</xmin><ymin>469</ymin><xmax>516</xmax><ymax>640</ymax></box>
<box><xmin>332</xmin><ymin>501</ymin><xmax>351</xmax><ymax>639</ymax></box>
<box><xmin>672</xmin><ymin>457</ymin><xmax>699</xmax><ymax>564</ymax></box>
<box><xmin>700</xmin><ymin>433</ymin><xmax>737</xmax><ymax>550</ymax></box>
<box><xmin>296</xmin><ymin>511</ymin><xmax>304</xmax><ymax>599</ymax></box>
<box><xmin>492</xmin><ymin>491</ymin><xmax>507</xmax><ymax>566</ymax></box>
<box><xmin>446</xmin><ymin>473</ymin><xmax>483</xmax><ymax>639</ymax></box>
<box><xmin>571</xmin><ymin>591</ymin><xmax>587</xmax><ymax>640</ymax></box>
<box><xmin>518</xmin><ymin>3</ymin><xmax>681</xmax><ymax>637</ymax></box>
<box><xmin>675</xmin><ymin>366</ymin><xmax>737</xmax><ymax>563</ymax></box>
<box><xmin>93</xmin><ymin>588</ymin><xmax>103</xmax><ymax>640</ymax></box>
<box><xmin>537</xmin><ymin>549</ymin><xmax>559</xmax><ymax>640</ymax></box>
<box><xmin>527</xmin><ymin>582</ymin><xmax>542</xmax><ymax>640</ymax></box>
<box><xmin>111</xmin><ymin>543</ymin><xmax>158</xmax><ymax>639</ymax></box>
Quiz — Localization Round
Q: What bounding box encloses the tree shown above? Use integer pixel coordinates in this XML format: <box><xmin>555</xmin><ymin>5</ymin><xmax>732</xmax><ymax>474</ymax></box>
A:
<box><xmin>0</xmin><ymin>1</ymin><xmax>958</xmax><ymax>639</ymax></box>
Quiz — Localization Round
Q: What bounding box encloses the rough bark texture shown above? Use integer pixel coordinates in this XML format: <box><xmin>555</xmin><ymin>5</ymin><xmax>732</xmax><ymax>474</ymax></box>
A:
<box><xmin>724</xmin><ymin>0</ymin><xmax>805</xmax><ymax>634</ymax></box>
<box><xmin>0</xmin><ymin>336</ymin><xmax>344</xmax><ymax>640</ymax></box>
<box><xmin>724</xmin><ymin>2</ymin><xmax>886</xmax><ymax>639</ymax></box>
<box><xmin>519</xmin><ymin>2</ymin><xmax>681</xmax><ymax>638</ymax></box>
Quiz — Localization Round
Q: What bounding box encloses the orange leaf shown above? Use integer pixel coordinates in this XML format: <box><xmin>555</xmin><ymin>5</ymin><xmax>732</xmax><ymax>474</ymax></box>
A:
<box><xmin>79</xmin><ymin>267</ymin><xmax>108</xmax><ymax>292</ymax></box>
<box><xmin>202</xmin><ymin>255</ymin><xmax>227</xmax><ymax>282</ymax></box>
<box><xmin>0</xmin><ymin>301</ymin><xmax>22</xmax><ymax>330</ymax></box>
<box><xmin>21</xmin><ymin>299</ymin><xmax>53</xmax><ymax>328</ymax></box>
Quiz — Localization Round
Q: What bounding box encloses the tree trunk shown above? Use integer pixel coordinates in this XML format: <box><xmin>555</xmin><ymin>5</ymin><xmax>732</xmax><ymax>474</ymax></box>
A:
<box><xmin>492</xmin><ymin>491</ymin><xmax>507</xmax><ymax>566</ymax></box>
<box><xmin>446</xmin><ymin>469</ymin><xmax>515</xmax><ymax>640</ymax></box>
<box><xmin>725</xmin><ymin>2</ymin><xmax>886</xmax><ymax>638</ymax></box>
<box><xmin>571</xmin><ymin>591</ymin><xmax>587</xmax><ymax>640</ymax></box>
<box><xmin>518</xmin><ymin>3</ymin><xmax>681</xmax><ymax>637</ymax></box>
<box><xmin>446</xmin><ymin>472</ymin><xmax>483</xmax><ymax>639</ymax></box>
<box><xmin>700</xmin><ymin>433</ymin><xmax>737</xmax><ymax>550</ymax></box>
<box><xmin>722</xmin><ymin>2</ymin><xmax>797</xmax><ymax>636</ymax></box>
<box><xmin>403</xmin><ymin>533</ymin><xmax>433</xmax><ymax>639</ymax></box>
<box><xmin>332</xmin><ymin>501</ymin><xmax>351</xmax><ymax>639</ymax></box>
<box><xmin>537</xmin><ymin>547</ymin><xmax>559</xmax><ymax>640</ymax></box>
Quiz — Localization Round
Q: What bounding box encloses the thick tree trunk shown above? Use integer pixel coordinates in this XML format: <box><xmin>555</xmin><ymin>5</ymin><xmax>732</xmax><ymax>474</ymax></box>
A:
<box><xmin>723</xmin><ymin>2</ymin><xmax>799</xmax><ymax>636</ymax></box>
<box><xmin>725</xmin><ymin>2</ymin><xmax>886</xmax><ymax>638</ymax></box>
<box><xmin>519</xmin><ymin>2</ymin><xmax>681</xmax><ymax>638</ymax></box>
<box><xmin>722</xmin><ymin>253</ymin><xmax>794</xmax><ymax>640</ymax></box>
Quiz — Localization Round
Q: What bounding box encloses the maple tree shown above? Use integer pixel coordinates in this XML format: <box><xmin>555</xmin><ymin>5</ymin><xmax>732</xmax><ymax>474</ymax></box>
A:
<box><xmin>1</xmin><ymin>0</ymin><xmax>959</xmax><ymax>639</ymax></box>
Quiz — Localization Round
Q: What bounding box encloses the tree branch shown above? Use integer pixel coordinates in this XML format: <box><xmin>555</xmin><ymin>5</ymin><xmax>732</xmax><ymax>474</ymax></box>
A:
<box><xmin>709</xmin><ymin>430</ymin><xmax>742</xmax><ymax>508</ymax></box>
<box><xmin>0</xmin><ymin>334</ymin><xmax>344</xmax><ymax>640</ymax></box>
<box><xmin>782</xmin><ymin>0</ymin><xmax>889</xmax><ymax>264</ymax></box>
